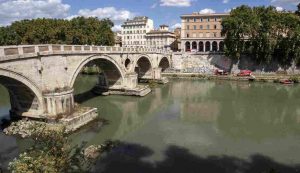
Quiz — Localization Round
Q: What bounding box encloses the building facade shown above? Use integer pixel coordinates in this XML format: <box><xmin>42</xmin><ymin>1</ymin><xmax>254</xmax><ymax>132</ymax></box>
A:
<box><xmin>121</xmin><ymin>16</ymin><xmax>154</xmax><ymax>48</ymax></box>
<box><xmin>181</xmin><ymin>13</ymin><xmax>229</xmax><ymax>52</ymax></box>
<box><xmin>114</xmin><ymin>31</ymin><xmax>122</xmax><ymax>47</ymax></box>
<box><xmin>146</xmin><ymin>25</ymin><xmax>176</xmax><ymax>50</ymax></box>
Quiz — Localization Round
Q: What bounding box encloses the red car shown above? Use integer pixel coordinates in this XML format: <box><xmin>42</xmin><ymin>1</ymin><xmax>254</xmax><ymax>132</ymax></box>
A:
<box><xmin>237</xmin><ymin>70</ymin><xmax>252</xmax><ymax>77</ymax></box>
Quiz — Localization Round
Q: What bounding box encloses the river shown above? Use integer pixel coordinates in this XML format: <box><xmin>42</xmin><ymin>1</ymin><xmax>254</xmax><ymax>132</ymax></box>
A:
<box><xmin>1</xmin><ymin>75</ymin><xmax>300</xmax><ymax>172</ymax></box>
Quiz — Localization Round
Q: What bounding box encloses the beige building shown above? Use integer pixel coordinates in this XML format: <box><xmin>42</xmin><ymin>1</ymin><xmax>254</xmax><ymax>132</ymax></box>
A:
<box><xmin>114</xmin><ymin>31</ymin><xmax>122</xmax><ymax>47</ymax></box>
<box><xmin>181</xmin><ymin>13</ymin><xmax>229</xmax><ymax>52</ymax></box>
<box><xmin>121</xmin><ymin>16</ymin><xmax>154</xmax><ymax>48</ymax></box>
<box><xmin>146</xmin><ymin>25</ymin><xmax>176</xmax><ymax>50</ymax></box>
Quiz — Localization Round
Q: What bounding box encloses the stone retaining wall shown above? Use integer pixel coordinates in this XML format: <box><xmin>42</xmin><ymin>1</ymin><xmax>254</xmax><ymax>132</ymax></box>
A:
<box><xmin>172</xmin><ymin>53</ymin><xmax>300</xmax><ymax>74</ymax></box>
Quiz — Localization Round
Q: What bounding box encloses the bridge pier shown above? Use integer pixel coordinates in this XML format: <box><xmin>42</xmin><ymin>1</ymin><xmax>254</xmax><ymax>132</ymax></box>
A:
<box><xmin>93</xmin><ymin>72</ymin><xmax>151</xmax><ymax>97</ymax></box>
<box><xmin>43</xmin><ymin>89</ymin><xmax>74</xmax><ymax>118</ymax></box>
<box><xmin>139</xmin><ymin>68</ymin><xmax>169</xmax><ymax>84</ymax></box>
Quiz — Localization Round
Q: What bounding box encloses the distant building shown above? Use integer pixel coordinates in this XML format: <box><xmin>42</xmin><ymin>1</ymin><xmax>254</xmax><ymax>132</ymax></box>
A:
<box><xmin>174</xmin><ymin>27</ymin><xmax>181</xmax><ymax>51</ymax></box>
<box><xmin>180</xmin><ymin>13</ymin><xmax>229</xmax><ymax>52</ymax></box>
<box><xmin>121</xmin><ymin>16</ymin><xmax>154</xmax><ymax>48</ymax></box>
<box><xmin>114</xmin><ymin>31</ymin><xmax>122</xmax><ymax>47</ymax></box>
<box><xmin>146</xmin><ymin>25</ymin><xmax>176</xmax><ymax>50</ymax></box>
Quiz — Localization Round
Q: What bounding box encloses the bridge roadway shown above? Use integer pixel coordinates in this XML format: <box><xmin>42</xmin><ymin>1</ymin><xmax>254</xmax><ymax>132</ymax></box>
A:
<box><xmin>0</xmin><ymin>44</ymin><xmax>172</xmax><ymax>120</ymax></box>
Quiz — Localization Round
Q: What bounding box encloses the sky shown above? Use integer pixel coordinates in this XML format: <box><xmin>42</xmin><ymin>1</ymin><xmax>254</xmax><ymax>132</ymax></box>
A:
<box><xmin>0</xmin><ymin>0</ymin><xmax>299</xmax><ymax>31</ymax></box>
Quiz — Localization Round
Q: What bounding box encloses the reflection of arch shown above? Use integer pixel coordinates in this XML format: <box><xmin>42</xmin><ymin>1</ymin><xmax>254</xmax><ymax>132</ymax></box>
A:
<box><xmin>70</xmin><ymin>55</ymin><xmax>125</xmax><ymax>88</ymax></box>
<box><xmin>219</xmin><ymin>41</ymin><xmax>224</xmax><ymax>52</ymax></box>
<box><xmin>192</xmin><ymin>41</ymin><xmax>197</xmax><ymax>50</ymax></box>
<box><xmin>205</xmin><ymin>41</ymin><xmax>211</xmax><ymax>52</ymax></box>
<box><xmin>125</xmin><ymin>58</ymin><xmax>131</xmax><ymax>69</ymax></box>
<box><xmin>134</xmin><ymin>56</ymin><xmax>153</xmax><ymax>79</ymax></box>
<box><xmin>199</xmin><ymin>42</ymin><xmax>204</xmax><ymax>52</ymax></box>
<box><xmin>212</xmin><ymin>41</ymin><xmax>218</xmax><ymax>52</ymax></box>
<box><xmin>159</xmin><ymin>57</ymin><xmax>170</xmax><ymax>72</ymax></box>
<box><xmin>0</xmin><ymin>68</ymin><xmax>44</xmax><ymax>116</ymax></box>
<box><xmin>185</xmin><ymin>42</ymin><xmax>191</xmax><ymax>52</ymax></box>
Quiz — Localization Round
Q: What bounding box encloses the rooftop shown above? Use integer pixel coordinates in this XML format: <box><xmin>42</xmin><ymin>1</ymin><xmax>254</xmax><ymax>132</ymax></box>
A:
<box><xmin>181</xmin><ymin>13</ymin><xmax>229</xmax><ymax>18</ymax></box>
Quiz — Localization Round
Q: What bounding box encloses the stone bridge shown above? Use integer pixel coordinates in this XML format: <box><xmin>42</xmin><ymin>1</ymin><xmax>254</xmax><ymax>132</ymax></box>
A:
<box><xmin>0</xmin><ymin>45</ymin><xmax>172</xmax><ymax>120</ymax></box>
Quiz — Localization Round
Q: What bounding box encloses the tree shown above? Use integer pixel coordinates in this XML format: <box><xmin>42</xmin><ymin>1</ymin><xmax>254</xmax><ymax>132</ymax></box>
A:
<box><xmin>0</xmin><ymin>17</ymin><xmax>115</xmax><ymax>46</ymax></box>
<box><xmin>8</xmin><ymin>126</ymin><xmax>90</xmax><ymax>173</ymax></box>
<box><xmin>296</xmin><ymin>3</ymin><xmax>300</xmax><ymax>16</ymax></box>
<box><xmin>222</xmin><ymin>5</ymin><xmax>300</xmax><ymax>67</ymax></box>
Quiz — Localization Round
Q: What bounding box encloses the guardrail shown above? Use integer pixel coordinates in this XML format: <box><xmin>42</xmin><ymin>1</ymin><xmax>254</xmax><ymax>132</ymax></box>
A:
<box><xmin>0</xmin><ymin>45</ymin><xmax>171</xmax><ymax>61</ymax></box>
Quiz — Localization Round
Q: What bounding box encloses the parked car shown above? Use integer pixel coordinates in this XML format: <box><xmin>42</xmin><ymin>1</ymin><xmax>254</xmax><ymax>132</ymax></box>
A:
<box><xmin>191</xmin><ymin>49</ymin><xmax>197</xmax><ymax>53</ymax></box>
<box><xmin>280</xmin><ymin>79</ymin><xmax>294</xmax><ymax>85</ymax></box>
<box><xmin>237</xmin><ymin>70</ymin><xmax>252</xmax><ymax>77</ymax></box>
<box><xmin>214</xmin><ymin>69</ymin><xmax>228</xmax><ymax>75</ymax></box>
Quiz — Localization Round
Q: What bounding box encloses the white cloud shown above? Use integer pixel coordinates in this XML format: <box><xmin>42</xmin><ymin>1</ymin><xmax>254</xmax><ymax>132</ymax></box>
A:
<box><xmin>199</xmin><ymin>8</ymin><xmax>216</xmax><ymax>14</ymax></box>
<box><xmin>224</xmin><ymin>7</ymin><xmax>235</xmax><ymax>13</ymax></box>
<box><xmin>223</xmin><ymin>0</ymin><xmax>229</xmax><ymax>3</ymax></box>
<box><xmin>112</xmin><ymin>25</ymin><xmax>122</xmax><ymax>31</ymax></box>
<box><xmin>78</xmin><ymin>7</ymin><xmax>134</xmax><ymax>22</ymax></box>
<box><xmin>276</xmin><ymin>6</ymin><xmax>284</xmax><ymax>11</ymax></box>
<box><xmin>271</xmin><ymin>0</ymin><xmax>300</xmax><ymax>5</ymax></box>
<box><xmin>151</xmin><ymin>3</ymin><xmax>157</xmax><ymax>8</ymax></box>
<box><xmin>171</xmin><ymin>23</ymin><xmax>181</xmax><ymax>29</ymax></box>
<box><xmin>160</xmin><ymin>0</ymin><xmax>192</xmax><ymax>7</ymax></box>
<box><xmin>0</xmin><ymin>0</ymin><xmax>70</xmax><ymax>26</ymax></box>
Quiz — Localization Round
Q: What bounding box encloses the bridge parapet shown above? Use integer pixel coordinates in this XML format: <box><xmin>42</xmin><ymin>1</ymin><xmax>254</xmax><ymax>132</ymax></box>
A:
<box><xmin>0</xmin><ymin>45</ymin><xmax>171</xmax><ymax>62</ymax></box>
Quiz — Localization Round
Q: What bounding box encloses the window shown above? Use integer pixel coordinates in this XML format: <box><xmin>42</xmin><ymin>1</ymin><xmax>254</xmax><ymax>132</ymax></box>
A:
<box><xmin>214</xmin><ymin>33</ymin><xmax>217</xmax><ymax>37</ymax></box>
<box><xmin>187</xmin><ymin>25</ymin><xmax>190</xmax><ymax>30</ymax></box>
<box><xmin>187</xmin><ymin>18</ymin><xmax>190</xmax><ymax>22</ymax></box>
<box><xmin>187</xmin><ymin>33</ymin><xmax>190</xmax><ymax>38</ymax></box>
<box><xmin>214</xmin><ymin>18</ymin><xmax>217</xmax><ymax>22</ymax></box>
<box><xmin>200</xmin><ymin>18</ymin><xmax>203</xmax><ymax>22</ymax></box>
<box><xmin>207</xmin><ymin>25</ymin><xmax>210</xmax><ymax>29</ymax></box>
<box><xmin>214</xmin><ymin>25</ymin><xmax>217</xmax><ymax>29</ymax></box>
<box><xmin>193</xmin><ymin>25</ymin><xmax>196</xmax><ymax>30</ymax></box>
<box><xmin>200</xmin><ymin>25</ymin><xmax>203</xmax><ymax>30</ymax></box>
<box><xmin>207</xmin><ymin>18</ymin><xmax>210</xmax><ymax>22</ymax></box>
<box><xmin>194</xmin><ymin>18</ymin><xmax>196</xmax><ymax>22</ymax></box>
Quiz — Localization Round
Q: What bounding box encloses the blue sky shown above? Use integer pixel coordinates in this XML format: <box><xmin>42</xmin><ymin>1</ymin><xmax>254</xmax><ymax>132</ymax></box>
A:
<box><xmin>0</xmin><ymin>0</ymin><xmax>299</xmax><ymax>30</ymax></box>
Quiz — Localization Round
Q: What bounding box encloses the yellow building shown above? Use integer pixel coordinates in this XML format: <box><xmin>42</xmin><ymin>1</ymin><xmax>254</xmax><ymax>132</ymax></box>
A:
<box><xmin>180</xmin><ymin>13</ymin><xmax>229</xmax><ymax>52</ymax></box>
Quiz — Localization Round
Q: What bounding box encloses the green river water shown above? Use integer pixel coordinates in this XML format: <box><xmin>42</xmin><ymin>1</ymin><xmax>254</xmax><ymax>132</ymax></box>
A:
<box><xmin>1</xmin><ymin>75</ymin><xmax>300</xmax><ymax>172</ymax></box>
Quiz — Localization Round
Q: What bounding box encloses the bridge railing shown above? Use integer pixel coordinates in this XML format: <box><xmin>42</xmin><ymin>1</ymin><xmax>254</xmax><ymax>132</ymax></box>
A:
<box><xmin>0</xmin><ymin>45</ymin><xmax>171</xmax><ymax>61</ymax></box>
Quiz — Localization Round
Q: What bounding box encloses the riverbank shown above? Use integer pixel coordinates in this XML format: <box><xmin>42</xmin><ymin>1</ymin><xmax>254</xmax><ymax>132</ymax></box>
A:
<box><xmin>163</xmin><ymin>73</ymin><xmax>300</xmax><ymax>83</ymax></box>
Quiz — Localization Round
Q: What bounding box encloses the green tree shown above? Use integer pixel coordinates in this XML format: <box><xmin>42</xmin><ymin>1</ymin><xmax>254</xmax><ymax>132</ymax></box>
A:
<box><xmin>296</xmin><ymin>3</ymin><xmax>300</xmax><ymax>16</ymax></box>
<box><xmin>8</xmin><ymin>126</ymin><xmax>90</xmax><ymax>173</ymax></box>
<box><xmin>222</xmin><ymin>5</ymin><xmax>300</xmax><ymax>67</ymax></box>
<box><xmin>0</xmin><ymin>17</ymin><xmax>115</xmax><ymax>46</ymax></box>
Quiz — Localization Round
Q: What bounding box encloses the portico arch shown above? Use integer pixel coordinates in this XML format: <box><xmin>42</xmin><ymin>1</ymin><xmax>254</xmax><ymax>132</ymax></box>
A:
<box><xmin>212</xmin><ymin>41</ymin><xmax>218</xmax><ymax>52</ymax></box>
<box><xmin>205</xmin><ymin>41</ymin><xmax>211</xmax><ymax>52</ymax></box>
<box><xmin>70</xmin><ymin>55</ymin><xmax>125</xmax><ymax>89</ymax></box>
<box><xmin>192</xmin><ymin>41</ymin><xmax>197</xmax><ymax>50</ymax></box>
<box><xmin>219</xmin><ymin>41</ymin><xmax>224</xmax><ymax>52</ymax></box>
<box><xmin>199</xmin><ymin>42</ymin><xmax>204</xmax><ymax>52</ymax></box>
<box><xmin>185</xmin><ymin>42</ymin><xmax>191</xmax><ymax>52</ymax></box>
<box><xmin>0</xmin><ymin>68</ymin><xmax>44</xmax><ymax>118</ymax></box>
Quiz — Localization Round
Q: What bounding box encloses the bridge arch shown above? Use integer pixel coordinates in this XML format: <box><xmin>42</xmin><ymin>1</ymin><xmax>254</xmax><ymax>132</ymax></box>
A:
<box><xmin>69</xmin><ymin>54</ymin><xmax>125</xmax><ymax>88</ymax></box>
<box><xmin>0</xmin><ymin>68</ymin><xmax>44</xmax><ymax>117</ymax></box>
<box><xmin>134</xmin><ymin>55</ymin><xmax>153</xmax><ymax>79</ymax></box>
<box><xmin>159</xmin><ymin>57</ymin><xmax>170</xmax><ymax>72</ymax></box>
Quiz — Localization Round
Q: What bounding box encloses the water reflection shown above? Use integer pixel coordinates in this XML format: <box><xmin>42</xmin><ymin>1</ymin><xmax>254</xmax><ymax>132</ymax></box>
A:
<box><xmin>1</xmin><ymin>76</ymin><xmax>300</xmax><ymax>171</ymax></box>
